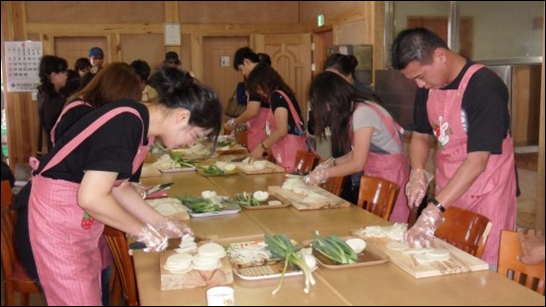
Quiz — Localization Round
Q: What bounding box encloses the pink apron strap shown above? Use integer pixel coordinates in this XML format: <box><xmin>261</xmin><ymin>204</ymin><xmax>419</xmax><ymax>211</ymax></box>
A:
<box><xmin>38</xmin><ymin>107</ymin><xmax>143</xmax><ymax>175</ymax></box>
<box><xmin>274</xmin><ymin>90</ymin><xmax>316</xmax><ymax>153</ymax></box>
<box><xmin>50</xmin><ymin>100</ymin><xmax>93</xmax><ymax>146</ymax></box>
<box><xmin>362</xmin><ymin>102</ymin><xmax>405</xmax><ymax>148</ymax></box>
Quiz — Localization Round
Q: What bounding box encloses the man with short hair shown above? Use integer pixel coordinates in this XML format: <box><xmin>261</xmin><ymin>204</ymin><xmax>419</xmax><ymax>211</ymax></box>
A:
<box><xmin>88</xmin><ymin>47</ymin><xmax>104</xmax><ymax>74</ymax></box>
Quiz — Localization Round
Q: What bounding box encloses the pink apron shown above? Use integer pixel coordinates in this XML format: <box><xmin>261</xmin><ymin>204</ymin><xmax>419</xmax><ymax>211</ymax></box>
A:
<box><xmin>246</xmin><ymin>107</ymin><xmax>269</xmax><ymax>151</ymax></box>
<box><xmin>427</xmin><ymin>64</ymin><xmax>516</xmax><ymax>265</ymax></box>
<box><xmin>50</xmin><ymin>100</ymin><xmax>92</xmax><ymax>144</ymax></box>
<box><xmin>266</xmin><ymin>90</ymin><xmax>313</xmax><ymax>172</ymax></box>
<box><xmin>353</xmin><ymin>103</ymin><xmax>410</xmax><ymax>223</ymax></box>
<box><xmin>29</xmin><ymin>107</ymin><xmax>150</xmax><ymax>305</ymax></box>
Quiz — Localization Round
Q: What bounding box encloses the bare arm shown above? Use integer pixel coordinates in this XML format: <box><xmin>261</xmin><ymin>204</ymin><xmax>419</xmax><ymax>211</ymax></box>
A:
<box><xmin>326</xmin><ymin>127</ymin><xmax>373</xmax><ymax>177</ymax></box>
<box><xmin>77</xmin><ymin>170</ymin><xmax>146</xmax><ymax>236</ymax></box>
<box><xmin>409</xmin><ymin>131</ymin><xmax>431</xmax><ymax>170</ymax></box>
<box><xmin>234</xmin><ymin>100</ymin><xmax>261</xmax><ymax>124</ymax></box>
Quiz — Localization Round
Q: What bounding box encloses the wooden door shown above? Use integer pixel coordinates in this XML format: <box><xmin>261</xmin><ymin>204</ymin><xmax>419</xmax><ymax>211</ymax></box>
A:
<box><xmin>407</xmin><ymin>17</ymin><xmax>473</xmax><ymax>58</ymax></box>
<box><xmin>202</xmin><ymin>37</ymin><xmax>249</xmax><ymax>120</ymax></box>
<box><xmin>253</xmin><ymin>33</ymin><xmax>312</xmax><ymax>122</ymax></box>
<box><xmin>312</xmin><ymin>30</ymin><xmax>333</xmax><ymax>79</ymax></box>
<box><xmin>55</xmin><ymin>37</ymin><xmax>107</xmax><ymax>70</ymax></box>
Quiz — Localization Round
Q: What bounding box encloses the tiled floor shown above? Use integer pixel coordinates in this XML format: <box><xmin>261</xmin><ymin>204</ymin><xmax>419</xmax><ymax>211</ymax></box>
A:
<box><xmin>2</xmin><ymin>154</ymin><xmax>539</xmax><ymax>306</ymax></box>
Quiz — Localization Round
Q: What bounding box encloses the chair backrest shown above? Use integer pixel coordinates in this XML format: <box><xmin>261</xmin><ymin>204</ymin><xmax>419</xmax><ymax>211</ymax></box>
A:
<box><xmin>293</xmin><ymin>150</ymin><xmax>320</xmax><ymax>174</ymax></box>
<box><xmin>320</xmin><ymin>176</ymin><xmax>345</xmax><ymax>196</ymax></box>
<box><xmin>1</xmin><ymin>207</ymin><xmax>41</xmax><ymax>305</ymax></box>
<box><xmin>497</xmin><ymin>230</ymin><xmax>545</xmax><ymax>295</ymax></box>
<box><xmin>1</xmin><ymin>179</ymin><xmax>14</xmax><ymax>209</ymax></box>
<box><xmin>103</xmin><ymin>225</ymin><xmax>139</xmax><ymax>306</ymax></box>
<box><xmin>356</xmin><ymin>175</ymin><xmax>400</xmax><ymax>220</ymax></box>
<box><xmin>434</xmin><ymin>206</ymin><xmax>492</xmax><ymax>258</ymax></box>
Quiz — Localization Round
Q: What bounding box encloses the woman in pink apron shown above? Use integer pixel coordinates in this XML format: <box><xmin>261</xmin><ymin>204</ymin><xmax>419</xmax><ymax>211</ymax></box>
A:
<box><xmin>28</xmin><ymin>66</ymin><xmax>222</xmax><ymax>305</ymax></box>
<box><xmin>245</xmin><ymin>64</ymin><xmax>312</xmax><ymax>172</ymax></box>
<box><xmin>392</xmin><ymin>27</ymin><xmax>516</xmax><ymax>266</ymax></box>
<box><xmin>224</xmin><ymin>48</ymin><xmax>272</xmax><ymax>152</ymax></box>
<box><xmin>304</xmin><ymin>71</ymin><xmax>410</xmax><ymax>223</ymax></box>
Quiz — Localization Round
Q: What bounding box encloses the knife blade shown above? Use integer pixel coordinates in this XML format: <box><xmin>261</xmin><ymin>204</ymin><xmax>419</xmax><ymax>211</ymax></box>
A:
<box><xmin>146</xmin><ymin>182</ymin><xmax>174</xmax><ymax>195</ymax></box>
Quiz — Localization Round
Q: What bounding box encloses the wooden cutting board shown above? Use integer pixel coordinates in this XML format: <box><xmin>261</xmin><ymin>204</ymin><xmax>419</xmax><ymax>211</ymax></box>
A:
<box><xmin>235</xmin><ymin>161</ymin><xmax>285</xmax><ymax>174</ymax></box>
<box><xmin>350</xmin><ymin>235</ymin><xmax>489</xmax><ymax>278</ymax></box>
<box><xmin>140</xmin><ymin>163</ymin><xmax>161</xmax><ymax>177</ymax></box>
<box><xmin>268</xmin><ymin>186</ymin><xmax>351</xmax><ymax>210</ymax></box>
<box><xmin>216</xmin><ymin>144</ymin><xmax>248</xmax><ymax>155</ymax></box>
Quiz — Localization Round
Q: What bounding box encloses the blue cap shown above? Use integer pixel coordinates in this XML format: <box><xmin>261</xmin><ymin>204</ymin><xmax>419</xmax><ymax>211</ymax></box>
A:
<box><xmin>88</xmin><ymin>47</ymin><xmax>104</xmax><ymax>58</ymax></box>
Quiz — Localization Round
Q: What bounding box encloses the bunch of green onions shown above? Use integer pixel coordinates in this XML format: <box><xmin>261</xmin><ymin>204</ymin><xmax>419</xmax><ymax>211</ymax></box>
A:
<box><xmin>264</xmin><ymin>233</ymin><xmax>316</xmax><ymax>294</ymax></box>
<box><xmin>310</xmin><ymin>230</ymin><xmax>357</xmax><ymax>264</ymax></box>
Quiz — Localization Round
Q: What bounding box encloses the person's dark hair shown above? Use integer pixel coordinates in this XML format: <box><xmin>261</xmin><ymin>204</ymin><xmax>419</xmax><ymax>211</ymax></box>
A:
<box><xmin>78</xmin><ymin>72</ymin><xmax>96</xmax><ymax>91</ymax></box>
<box><xmin>233</xmin><ymin>47</ymin><xmax>260</xmax><ymax>70</ymax></box>
<box><xmin>60</xmin><ymin>69</ymin><xmax>81</xmax><ymax>98</ymax></box>
<box><xmin>391</xmin><ymin>27</ymin><xmax>449</xmax><ymax>70</ymax></box>
<box><xmin>74</xmin><ymin>57</ymin><xmax>91</xmax><ymax>72</ymax></box>
<box><xmin>245</xmin><ymin>63</ymin><xmax>296</xmax><ymax>102</ymax></box>
<box><xmin>130</xmin><ymin>59</ymin><xmax>152</xmax><ymax>83</ymax></box>
<box><xmin>37</xmin><ymin>55</ymin><xmax>68</xmax><ymax>100</ymax></box>
<box><xmin>257</xmin><ymin>53</ymin><xmax>271</xmax><ymax>66</ymax></box>
<box><xmin>309</xmin><ymin>71</ymin><xmax>380</xmax><ymax>154</ymax></box>
<box><xmin>149</xmin><ymin>66</ymin><xmax>222</xmax><ymax>138</ymax></box>
<box><xmin>323</xmin><ymin>53</ymin><xmax>357</xmax><ymax>77</ymax></box>
<box><xmin>72</xmin><ymin>62</ymin><xmax>141</xmax><ymax>108</ymax></box>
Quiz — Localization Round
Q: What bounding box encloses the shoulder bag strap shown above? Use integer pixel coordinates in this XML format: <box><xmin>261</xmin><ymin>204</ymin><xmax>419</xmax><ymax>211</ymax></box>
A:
<box><xmin>274</xmin><ymin>90</ymin><xmax>316</xmax><ymax>153</ymax></box>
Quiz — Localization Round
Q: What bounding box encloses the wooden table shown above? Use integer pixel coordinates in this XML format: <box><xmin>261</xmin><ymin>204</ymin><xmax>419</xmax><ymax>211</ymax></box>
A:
<box><xmin>137</xmin><ymin>169</ymin><xmax>545</xmax><ymax>306</ymax></box>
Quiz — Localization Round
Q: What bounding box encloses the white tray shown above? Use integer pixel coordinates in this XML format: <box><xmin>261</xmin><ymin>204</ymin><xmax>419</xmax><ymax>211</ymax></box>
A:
<box><xmin>159</xmin><ymin>167</ymin><xmax>196</xmax><ymax>173</ymax></box>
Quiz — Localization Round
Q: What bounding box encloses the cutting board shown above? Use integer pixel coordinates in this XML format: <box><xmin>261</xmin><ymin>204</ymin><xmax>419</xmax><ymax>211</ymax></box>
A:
<box><xmin>235</xmin><ymin>161</ymin><xmax>285</xmax><ymax>174</ymax></box>
<box><xmin>159</xmin><ymin>250</ymin><xmax>233</xmax><ymax>290</ymax></box>
<box><xmin>268</xmin><ymin>186</ymin><xmax>351</xmax><ymax>210</ymax></box>
<box><xmin>140</xmin><ymin>163</ymin><xmax>161</xmax><ymax>177</ymax></box>
<box><xmin>350</xmin><ymin>234</ymin><xmax>489</xmax><ymax>278</ymax></box>
<box><xmin>216</xmin><ymin>144</ymin><xmax>248</xmax><ymax>155</ymax></box>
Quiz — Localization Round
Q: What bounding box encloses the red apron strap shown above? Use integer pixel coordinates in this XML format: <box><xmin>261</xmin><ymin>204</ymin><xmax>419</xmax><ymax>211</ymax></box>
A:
<box><xmin>274</xmin><ymin>90</ymin><xmax>316</xmax><ymax>153</ymax></box>
<box><xmin>50</xmin><ymin>100</ymin><xmax>93</xmax><ymax>146</ymax></box>
<box><xmin>39</xmin><ymin>107</ymin><xmax>142</xmax><ymax>175</ymax></box>
<box><xmin>362</xmin><ymin>102</ymin><xmax>405</xmax><ymax>148</ymax></box>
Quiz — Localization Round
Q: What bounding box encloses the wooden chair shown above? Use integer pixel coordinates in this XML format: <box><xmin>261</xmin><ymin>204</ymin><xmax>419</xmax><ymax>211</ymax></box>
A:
<box><xmin>434</xmin><ymin>206</ymin><xmax>492</xmax><ymax>258</ymax></box>
<box><xmin>356</xmin><ymin>175</ymin><xmax>400</xmax><ymax>220</ymax></box>
<box><xmin>293</xmin><ymin>150</ymin><xmax>320</xmax><ymax>174</ymax></box>
<box><xmin>497</xmin><ymin>230</ymin><xmax>545</xmax><ymax>295</ymax></box>
<box><xmin>320</xmin><ymin>176</ymin><xmax>345</xmax><ymax>196</ymax></box>
<box><xmin>103</xmin><ymin>225</ymin><xmax>139</xmax><ymax>306</ymax></box>
<box><xmin>1</xmin><ymin>207</ymin><xmax>42</xmax><ymax>306</ymax></box>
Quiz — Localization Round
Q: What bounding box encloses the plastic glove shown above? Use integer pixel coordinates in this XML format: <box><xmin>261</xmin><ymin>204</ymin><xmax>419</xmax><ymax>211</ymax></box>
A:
<box><xmin>315</xmin><ymin>157</ymin><xmax>335</xmax><ymax>170</ymax></box>
<box><xmin>303</xmin><ymin>167</ymin><xmax>329</xmax><ymax>186</ymax></box>
<box><xmin>130</xmin><ymin>224</ymin><xmax>169</xmax><ymax>252</ymax></box>
<box><xmin>154</xmin><ymin>217</ymin><xmax>194</xmax><ymax>239</ymax></box>
<box><xmin>403</xmin><ymin>204</ymin><xmax>444</xmax><ymax>248</ymax></box>
<box><xmin>405</xmin><ymin>169</ymin><xmax>434</xmax><ymax>208</ymax></box>
<box><xmin>130</xmin><ymin>182</ymin><xmax>148</xmax><ymax>199</ymax></box>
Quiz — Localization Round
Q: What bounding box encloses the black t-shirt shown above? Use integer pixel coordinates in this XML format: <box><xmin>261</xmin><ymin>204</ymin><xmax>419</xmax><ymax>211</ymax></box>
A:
<box><xmin>38</xmin><ymin>93</ymin><xmax>66</xmax><ymax>151</ymax></box>
<box><xmin>53</xmin><ymin>100</ymin><xmax>94</xmax><ymax>143</ymax></box>
<box><xmin>270</xmin><ymin>91</ymin><xmax>305</xmax><ymax>136</ymax></box>
<box><xmin>411</xmin><ymin>61</ymin><xmax>509</xmax><ymax>154</ymax></box>
<box><xmin>248</xmin><ymin>93</ymin><xmax>270</xmax><ymax>108</ymax></box>
<box><xmin>39</xmin><ymin>99</ymin><xmax>149</xmax><ymax>182</ymax></box>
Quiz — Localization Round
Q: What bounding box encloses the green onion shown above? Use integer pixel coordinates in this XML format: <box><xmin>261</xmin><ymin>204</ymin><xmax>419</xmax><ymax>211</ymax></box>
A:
<box><xmin>310</xmin><ymin>230</ymin><xmax>357</xmax><ymax>264</ymax></box>
<box><xmin>265</xmin><ymin>233</ymin><xmax>315</xmax><ymax>294</ymax></box>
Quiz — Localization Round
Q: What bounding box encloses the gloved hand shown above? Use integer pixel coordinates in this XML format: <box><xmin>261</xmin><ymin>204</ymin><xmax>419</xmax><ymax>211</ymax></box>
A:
<box><xmin>315</xmin><ymin>157</ymin><xmax>335</xmax><ymax>170</ymax></box>
<box><xmin>153</xmin><ymin>217</ymin><xmax>194</xmax><ymax>239</ymax></box>
<box><xmin>403</xmin><ymin>204</ymin><xmax>444</xmax><ymax>248</ymax></box>
<box><xmin>130</xmin><ymin>224</ymin><xmax>169</xmax><ymax>252</ymax></box>
<box><xmin>130</xmin><ymin>182</ymin><xmax>148</xmax><ymax>199</ymax></box>
<box><xmin>517</xmin><ymin>228</ymin><xmax>545</xmax><ymax>265</ymax></box>
<box><xmin>303</xmin><ymin>167</ymin><xmax>329</xmax><ymax>186</ymax></box>
<box><xmin>405</xmin><ymin>169</ymin><xmax>434</xmax><ymax>208</ymax></box>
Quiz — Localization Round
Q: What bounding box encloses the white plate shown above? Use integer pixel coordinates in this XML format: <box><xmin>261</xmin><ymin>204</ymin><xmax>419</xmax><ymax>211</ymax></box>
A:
<box><xmin>189</xmin><ymin>208</ymin><xmax>240</xmax><ymax>218</ymax></box>
<box><xmin>426</xmin><ymin>248</ymin><xmax>450</xmax><ymax>258</ymax></box>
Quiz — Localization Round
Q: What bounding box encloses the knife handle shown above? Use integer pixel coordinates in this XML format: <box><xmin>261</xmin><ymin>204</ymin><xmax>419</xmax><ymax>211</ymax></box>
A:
<box><xmin>407</xmin><ymin>207</ymin><xmax>419</xmax><ymax>228</ymax></box>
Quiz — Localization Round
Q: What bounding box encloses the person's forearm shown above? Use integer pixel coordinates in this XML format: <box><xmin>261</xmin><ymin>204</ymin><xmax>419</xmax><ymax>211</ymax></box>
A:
<box><xmin>111</xmin><ymin>183</ymin><xmax>165</xmax><ymax>225</ymax></box>
<box><xmin>409</xmin><ymin>132</ymin><xmax>431</xmax><ymax>169</ymax></box>
<box><xmin>434</xmin><ymin>151</ymin><xmax>489</xmax><ymax>208</ymax></box>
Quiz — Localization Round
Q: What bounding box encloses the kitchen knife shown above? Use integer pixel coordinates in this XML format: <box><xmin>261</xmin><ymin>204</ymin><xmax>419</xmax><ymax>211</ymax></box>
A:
<box><xmin>146</xmin><ymin>182</ymin><xmax>174</xmax><ymax>195</ymax></box>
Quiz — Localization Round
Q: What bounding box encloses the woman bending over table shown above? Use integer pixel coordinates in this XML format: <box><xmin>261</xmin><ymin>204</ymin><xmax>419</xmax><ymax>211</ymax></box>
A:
<box><xmin>28</xmin><ymin>66</ymin><xmax>222</xmax><ymax>305</ymax></box>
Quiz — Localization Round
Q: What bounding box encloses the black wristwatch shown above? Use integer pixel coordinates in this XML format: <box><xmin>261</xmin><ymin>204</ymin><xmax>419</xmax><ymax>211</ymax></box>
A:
<box><xmin>429</xmin><ymin>197</ymin><xmax>446</xmax><ymax>213</ymax></box>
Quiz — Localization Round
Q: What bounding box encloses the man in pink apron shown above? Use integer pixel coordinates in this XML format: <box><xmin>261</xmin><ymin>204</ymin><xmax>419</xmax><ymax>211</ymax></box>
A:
<box><xmin>224</xmin><ymin>47</ymin><xmax>271</xmax><ymax>151</ymax></box>
<box><xmin>391</xmin><ymin>27</ymin><xmax>517</xmax><ymax>266</ymax></box>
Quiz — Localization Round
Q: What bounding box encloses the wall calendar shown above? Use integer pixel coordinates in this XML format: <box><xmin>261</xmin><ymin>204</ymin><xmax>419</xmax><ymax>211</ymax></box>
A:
<box><xmin>4</xmin><ymin>41</ymin><xmax>43</xmax><ymax>92</ymax></box>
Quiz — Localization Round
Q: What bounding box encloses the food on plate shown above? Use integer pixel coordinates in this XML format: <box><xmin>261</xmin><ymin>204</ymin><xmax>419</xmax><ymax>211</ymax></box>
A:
<box><xmin>230</xmin><ymin>192</ymin><xmax>261</xmax><ymax>207</ymax></box>
<box><xmin>268</xmin><ymin>200</ymin><xmax>282</xmax><ymax>206</ymax></box>
<box><xmin>252</xmin><ymin>160</ymin><xmax>267</xmax><ymax>170</ymax></box>
<box><xmin>224</xmin><ymin>163</ymin><xmax>236</xmax><ymax>172</ymax></box>
<box><xmin>164</xmin><ymin>253</ymin><xmax>193</xmax><ymax>273</ymax></box>
<box><xmin>177</xmin><ymin>196</ymin><xmax>221</xmax><ymax>213</ymax></box>
<box><xmin>309</xmin><ymin>230</ymin><xmax>357</xmax><ymax>264</ymax></box>
<box><xmin>345</xmin><ymin>238</ymin><xmax>367</xmax><ymax>254</ymax></box>
<box><xmin>252</xmin><ymin>191</ymin><xmax>269</xmax><ymax>202</ymax></box>
<box><xmin>153</xmin><ymin>153</ymin><xmax>196</xmax><ymax>170</ymax></box>
<box><xmin>201</xmin><ymin>190</ymin><xmax>218</xmax><ymax>199</ymax></box>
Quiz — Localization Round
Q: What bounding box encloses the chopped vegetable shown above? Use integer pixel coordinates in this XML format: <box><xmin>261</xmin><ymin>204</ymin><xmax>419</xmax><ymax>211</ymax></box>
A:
<box><xmin>230</xmin><ymin>192</ymin><xmax>261</xmax><ymax>206</ymax></box>
<box><xmin>200</xmin><ymin>164</ymin><xmax>226</xmax><ymax>175</ymax></box>
<box><xmin>170</xmin><ymin>154</ymin><xmax>196</xmax><ymax>168</ymax></box>
<box><xmin>176</xmin><ymin>195</ymin><xmax>220</xmax><ymax>213</ymax></box>
<box><xmin>265</xmin><ymin>233</ymin><xmax>315</xmax><ymax>294</ymax></box>
<box><xmin>310</xmin><ymin>230</ymin><xmax>357</xmax><ymax>264</ymax></box>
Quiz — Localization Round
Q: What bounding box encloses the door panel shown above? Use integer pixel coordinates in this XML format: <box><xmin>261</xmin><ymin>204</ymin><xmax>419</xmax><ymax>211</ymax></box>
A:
<box><xmin>55</xmin><ymin>37</ymin><xmax>107</xmax><ymax>69</ymax></box>
<box><xmin>254</xmin><ymin>33</ymin><xmax>312</xmax><ymax>122</ymax></box>
<box><xmin>202</xmin><ymin>37</ymin><xmax>249</xmax><ymax>120</ymax></box>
